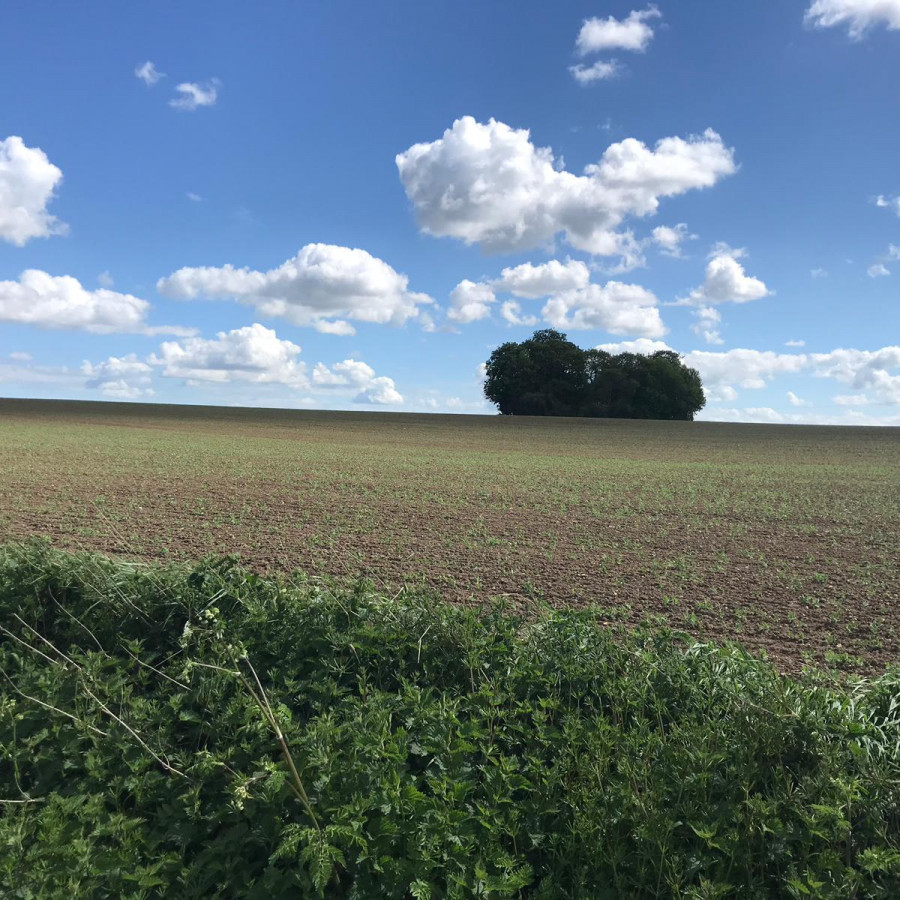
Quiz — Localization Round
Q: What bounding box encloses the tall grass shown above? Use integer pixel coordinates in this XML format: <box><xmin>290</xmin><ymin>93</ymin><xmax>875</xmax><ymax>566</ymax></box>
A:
<box><xmin>1</xmin><ymin>542</ymin><xmax>899</xmax><ymax>897</ymax></box>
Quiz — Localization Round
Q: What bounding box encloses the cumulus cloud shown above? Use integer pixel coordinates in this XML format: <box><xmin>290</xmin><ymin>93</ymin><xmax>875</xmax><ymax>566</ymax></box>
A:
<box><xmin>805</xmin><ymin>0</ymin><xmax>900</xmax><ymax>38</ymax></box>
<box><xmin>151</xmin><ymin>323</ymin><xmax>308</xmax><ymax>386</ymax></box>
<box><xmin>595</xmin><ymin>338</ymin><xmax>672</xmax><ymax>354</ymax></box>
<box><xmin>158</xmin><ymin>243</ymin><xmax>433</xmax><ymax>334</ymax></box>
<box><xmin>834</xmin><ymin>393</ymin><xmax>871</xmax><ymax>405</ymax></box>
<box><xmin>450</xmin><ymin>259</ymin><xmax>664</xmax><ymax>336</ymax></box>
<box><xmin>811</xmin><ymin>346</ymin><xmax>900</xmax><ymax>404</ymax></box>
<box><xmin>82</xmin><ymin>354</ymin><xmax>154</xmax><ymax>399</ymax></box>
<box><xmin>98</xmin><ymin>271</ymin><xmax>114</xmax><ymax>288</ymax></box>
<box><xmin>810</xmin><ymin>267</ymin><xmax>828</xmax><ymax>278</ymax></box>
<box><xmin>651</xmin><ymin>223</ymin><xmax>694</xmax><ymax>257</ymax></box>
<box><xmin>681</xmin><ymin>246</ymin><xmax>771</xmax><ymax>306</ymax></box>
<box><xmin>0</xmin><ymin>358</ymin><xmax>81</xmax><ymax>389</ymax></box>
<box><xmin>867</xmin><ymin>262</ymin><xmax>890</xmax><ymax>277</ymax></box>
<box><xmin>575</xmin><ymin>6</ymin><xmax>662</xmax><ymax>53</ymax></box>
<box><xmin>0</xmin><ymin>270</ymin><xmax>191</xmax><ymax>335</ymax></box>
<box><xmin>702</xmin><ymin>405</ymin><xmax>900</xmax><ymax>426</ymax></box>
<box><xmin>135</xmin><ymin>61</ymin><xmax>165</xmax><ymax>86</ymax></box>
<box><xmin>874</xmin><ymin>194</ymin><xmax>900</xmax><ymax>215</ymax></box>
<box><xmin>170</xmin><ymin>79</ymin><xmax>219</xmax><ymax>111</ymax></box>
<box><xmin>787</xmin><ymin>391</ymin><xmax>807</xmax><ymax>407</ymax></box>
<box><xmin>500</xmin><ymin>300</ymin><xmax>539</xmax><ymax>327</ymax></box>
<box><xmin>496</xmin><ymin>259</ymin><xmax>591</xmax><ymax>298</ymax></box>
<box><xmin>396</xmin><ymin>117</ymin><xmax>736</xmax><ymax>261</ymax></box>
<box><xmin>312</xmin><ymin>359</ymin><xmax>403</xmax><ymax>404</ymax></box>
<box><xmin>570</xmin><ymin>60</ymin><xmax>622</xmax><ymax>84</ymax></box>
<box><xmin>186</xmin><ymin>192</ymin><xmax>203</xmax><ymax>202</ymax></box>
<box><xmin>0</xmin><ymin>136</ymin><xmax>67</xmax><ymax>246</ymax></box>
<box><xmin>786</xmin><ymin>339</ymin><xmax>806</xmax><ymax>347</ymax></box>
<box><xmin>543</xmin><ymin>282</ymin><xmax>665</xmax><ymax>335</ymax></box>
<box><xmin>684</xmin><ymin>349</ymin><xmax>808</xmax><ymax>390</ymax></box>
<box><xmin>682</xmin><ymin>344</ymin><xmax>900</xmax><ymax>408</ymax></box>
<box><xmin>691</xmin><ymin>306</ymin><xmax>723</xmax><ymax>345</ymax></box>
<box><xmin>447</xmin><ymin>280</ymin><xmax>496</xmax><ymax>323</ymax></box>
<box><xmin>705</xmin><ymin>384</ymin><xmax>739</xmax><ymax>403</ymax></box>
<box><xmin>419</xmin><ymin>393</ymin><xmax>485</xmax><ymax>412</ymax></box>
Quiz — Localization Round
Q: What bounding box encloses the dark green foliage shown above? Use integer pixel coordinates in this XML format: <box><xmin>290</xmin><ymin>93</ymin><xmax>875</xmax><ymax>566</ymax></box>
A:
<box><xmin>2</xmin><ymin>543</ymin><xmax>899</xmax><ymax>898</ymax></box>
<box><xmin>484</xmin><ymin>329</ymin><xmax>706</xmax><ymax>419</ymax></box>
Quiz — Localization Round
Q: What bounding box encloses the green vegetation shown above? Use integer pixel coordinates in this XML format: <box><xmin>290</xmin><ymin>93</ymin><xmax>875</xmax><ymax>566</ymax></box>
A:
<box><xmin>2</xmin><ymin>544</ymin><xmax>900</xmax><ymax>898</ymax></box>
<box><xmin>484</xmin><ymin>330</ymin><xmax>705</xmax><ymax>419</ymax></box>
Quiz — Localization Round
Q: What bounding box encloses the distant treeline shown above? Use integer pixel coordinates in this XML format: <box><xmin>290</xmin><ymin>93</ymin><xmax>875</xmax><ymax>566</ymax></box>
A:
<box><xmin>484</xmin><ymin>329</ymin><xmax>705</xmax><ymax>420</ymax></box>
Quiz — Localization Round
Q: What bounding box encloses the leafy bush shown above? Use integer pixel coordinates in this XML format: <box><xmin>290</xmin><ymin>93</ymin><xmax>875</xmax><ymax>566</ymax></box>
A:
<box><xmin>1</xmin><ymin>542</ymin><xmax>899</xmax><ymax>898</ymax></box>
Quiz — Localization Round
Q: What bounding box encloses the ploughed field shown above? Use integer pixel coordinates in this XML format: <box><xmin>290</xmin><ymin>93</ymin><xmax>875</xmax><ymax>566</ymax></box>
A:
<box><xmin>1</xmin><ymin>397</ymin><xmax>898</xmax><ymax>674</ymax></box>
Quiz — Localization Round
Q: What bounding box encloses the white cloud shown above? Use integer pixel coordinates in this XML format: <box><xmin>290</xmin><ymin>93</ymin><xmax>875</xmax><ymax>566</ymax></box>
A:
<box><xmin>496</xmin><ymin>259</ymin><xmax>591</xmax><ymax>298</ymax></box>
<box><xmin>834</xmin><ymin>393</ymin><xmax>871</xmax><ymax>405</ymax></box>
<box><xmin>542</xmin><ymin>281</ymin><xmax>665</xmax><ymax>336</ymax></box>
<box><xmin>889</xmin><ymin>244</ymin><xmax>900</xmax><ymax>259</ymax></box>
<box><xmin>874</xmin><ymin>194</ymin><xmax>900</xmax><ymax>215</ymax></box>
<box><xmin>312</xmin><ymin>359</ymin><xmax>403</xmax><ymax>405</ymax></box>
<box><xmin>786</xmin><ymin>339</ymin><xmax>806</xmax><ymax>347</ymax></box>
<box><xmin>867</xmin><ymin>262</ymin><xmax>890</xmax><ymax>277</ymax></box>
<box><xmin>186</xmin><ymin>192</ymin><xmax>203</xmax><ymax>202</ymax></box>
<box><xmin>0</xmin><ymin>358</ymin><xmax>81</xmax><ymax>388</ymax></box>
<box><xmin>570</xmin><ymin>60</ymin><xmax>622</xmax><ymax>84</ymax></box>
<box><xmin>805</xmin><ymin>0</ymin><xmax>900</xmax><ymax>38</ymax></box>
<box><xmin>595</xmin><ymin>338</ymin><xmax>672</xmax><ymax>354</ymax></box>
<box><xmin>170</xmin><ymin>80</ymin><xmax>219</xmax><ymax>111</ymax></box>
<box><xmin>9</xmin><ymin>351</ymin><xmax>32</xmax><ymax>361</ymax></box>
<box><xmin>811</xmin><ymin>346</ymin><xmax>900</xmax><ymax>403</ymax></box>
<box><xmin>98</xmin><ymin>270</ymin><xmax>114</xmax><ymax>288</ymax></box>
<box><xmin>702</xmin><ymin>405</ymin><xmax>900</xmax><ymax>426</ymax></box>
<box><xmin>419</xmin><ymin>393</ymin><xmax>487</xmax><ymax>413</ymax></box>
<box><xmin>651</xmin><ymin>223</ymin><xmax>694</xmax><ymax>257</ymax></box>
<box><xmin>0</xmin><ymin>269</ymin><xmax>191</xmax><ymax>335</ymax></box>
<box><xmin>82</xmin><ymin>354</ymin><xmax>154</xmax><ymax>399</ymax></box>
<box><xmin>787</xmin><ymin>391</ymin><xmax>807</xmax><ymax>407</ymax></box>
<box><xmin>705</xmin><ymin>384</ymin><xmax>739</xmax><ymax>403</ymax></box>
<box><xmin>450</xmin><ymin>259</ymin><xmax>664</xmax><ymax>336</ymax></box>
<box><xmin>576</xmin><ymin>6</ymin><xmax>662</xmax><ymax>53</ymax></box>
<box><xmin>158</xmin><ymin>243</ymin><xmax>433</xmax><ymax>334</ymax></box>
<box><xmin>447</xmin><ymin>279</ymin><xmax>496</xmax><ymax>323</ymax></box>
<box><xmin>0</xmin><ymin>136</ymin><xmax>67</xmax><ymax>246</ymax></box>
<box><xmin>151</xmin><ymin>323</ymin><xmax>308</xmax><ymax>387</ymax></box>
<box><xmin>396</xmin><ymin>117</ymin><xmax>736</xmax><ymax>260</ymax></box>
<box><xmin>500</xmin><ymin>300</ymin><xmax>539</xmax><ymax>327</ymax></box>
<box><xmin>810</xmin><ymin>267</ymin><xmax>828</xmax><ymax>278</ymax></box>
<box><xmin>681</xmin><ymin>344</ymin><xmax>900</xmax><ymax>408</ymax></box>
<box><xmin>691</xmin><ymin>306</ymin><xmax>723</xmax><ymax>345</ymax></box>
<box><xmin>682</xmin><ymin>246</ymin><xmax>771</xmax><ymax>306</ymax></box>
<box><xmin>135</xmin><ymin>61</ymin><xmax>165</xmax><ymax>86</ymax></box>
<box><xmin>684</xmin><ymin>349</ymin><xmax>808</xmax><ymax>390</ymax></box>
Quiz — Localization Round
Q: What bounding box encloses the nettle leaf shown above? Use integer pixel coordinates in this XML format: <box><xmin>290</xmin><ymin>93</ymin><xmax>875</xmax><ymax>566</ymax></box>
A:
<box><xmin>2</xmin><ymin>546</ymin><xmax>900</xmax><ymax>899</ymax></box>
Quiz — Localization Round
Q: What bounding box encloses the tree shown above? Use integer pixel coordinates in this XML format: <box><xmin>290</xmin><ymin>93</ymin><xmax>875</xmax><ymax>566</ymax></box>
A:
<box><xmin>484</xmin><ymin>331</ymin><xmax>705</xmax><ymax>420</ymax></box>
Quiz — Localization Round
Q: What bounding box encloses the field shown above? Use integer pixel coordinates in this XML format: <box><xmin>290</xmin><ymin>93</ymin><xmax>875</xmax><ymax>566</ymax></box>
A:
<box><xmin>1</xmin><ymin>397</ymin><xmax>899</xmax><ymax>674</ymax></box>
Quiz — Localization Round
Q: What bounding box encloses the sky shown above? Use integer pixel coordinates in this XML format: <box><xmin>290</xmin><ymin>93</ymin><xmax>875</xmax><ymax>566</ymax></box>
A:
<box><xmin>1</xmin><ymin>0</ymin><xmax>899</xmax><ymax>424</ymax></box>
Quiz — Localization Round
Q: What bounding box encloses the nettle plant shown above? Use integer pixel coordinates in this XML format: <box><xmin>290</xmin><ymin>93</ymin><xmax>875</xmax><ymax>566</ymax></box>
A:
<box><xmin>1</xmin><ymin>542</ymin><xmax>900</xmax><ymax>898</ymax></box>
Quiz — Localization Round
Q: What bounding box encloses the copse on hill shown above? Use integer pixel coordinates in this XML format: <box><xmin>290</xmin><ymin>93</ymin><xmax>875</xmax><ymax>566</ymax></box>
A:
<box><xmin>484</xmin><ymin>329</ymin><xmax>706</xmax><ymax>420</ymax></box>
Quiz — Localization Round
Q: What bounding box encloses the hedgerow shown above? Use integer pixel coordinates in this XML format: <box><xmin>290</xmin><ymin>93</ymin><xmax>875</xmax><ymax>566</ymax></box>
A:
<box><xmin>1</xmin><ymin>542</ymin><xmax>899</xmax><ymax>898</ymax></box>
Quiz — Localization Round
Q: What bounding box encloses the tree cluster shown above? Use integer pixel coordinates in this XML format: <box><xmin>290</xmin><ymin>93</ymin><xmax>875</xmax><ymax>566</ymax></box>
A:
<box><xmin>484</xmin><ymin>329</ymin><xmax>705</xmax><ymax>420</ymax></box>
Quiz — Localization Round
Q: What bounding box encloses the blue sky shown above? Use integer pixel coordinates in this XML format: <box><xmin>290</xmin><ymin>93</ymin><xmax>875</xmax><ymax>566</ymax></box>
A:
<box><xmin>1</xmin><ymin>0</ymin><xmax>899</xmax><ymax>422</ymax></box>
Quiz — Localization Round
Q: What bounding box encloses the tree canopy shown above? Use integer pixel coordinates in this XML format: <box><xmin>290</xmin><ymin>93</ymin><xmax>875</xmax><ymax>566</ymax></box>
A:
<box><xmin>483</xmin><ymin>329</ymin><xmax>705</xmax><ymax>420</ymax></box>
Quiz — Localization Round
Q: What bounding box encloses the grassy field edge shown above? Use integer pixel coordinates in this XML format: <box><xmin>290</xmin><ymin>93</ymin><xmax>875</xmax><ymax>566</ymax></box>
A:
<box><xmin>2</xmin><ymin>542</ymin><xmax>900</xmax><ymax>897</ymax></box>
